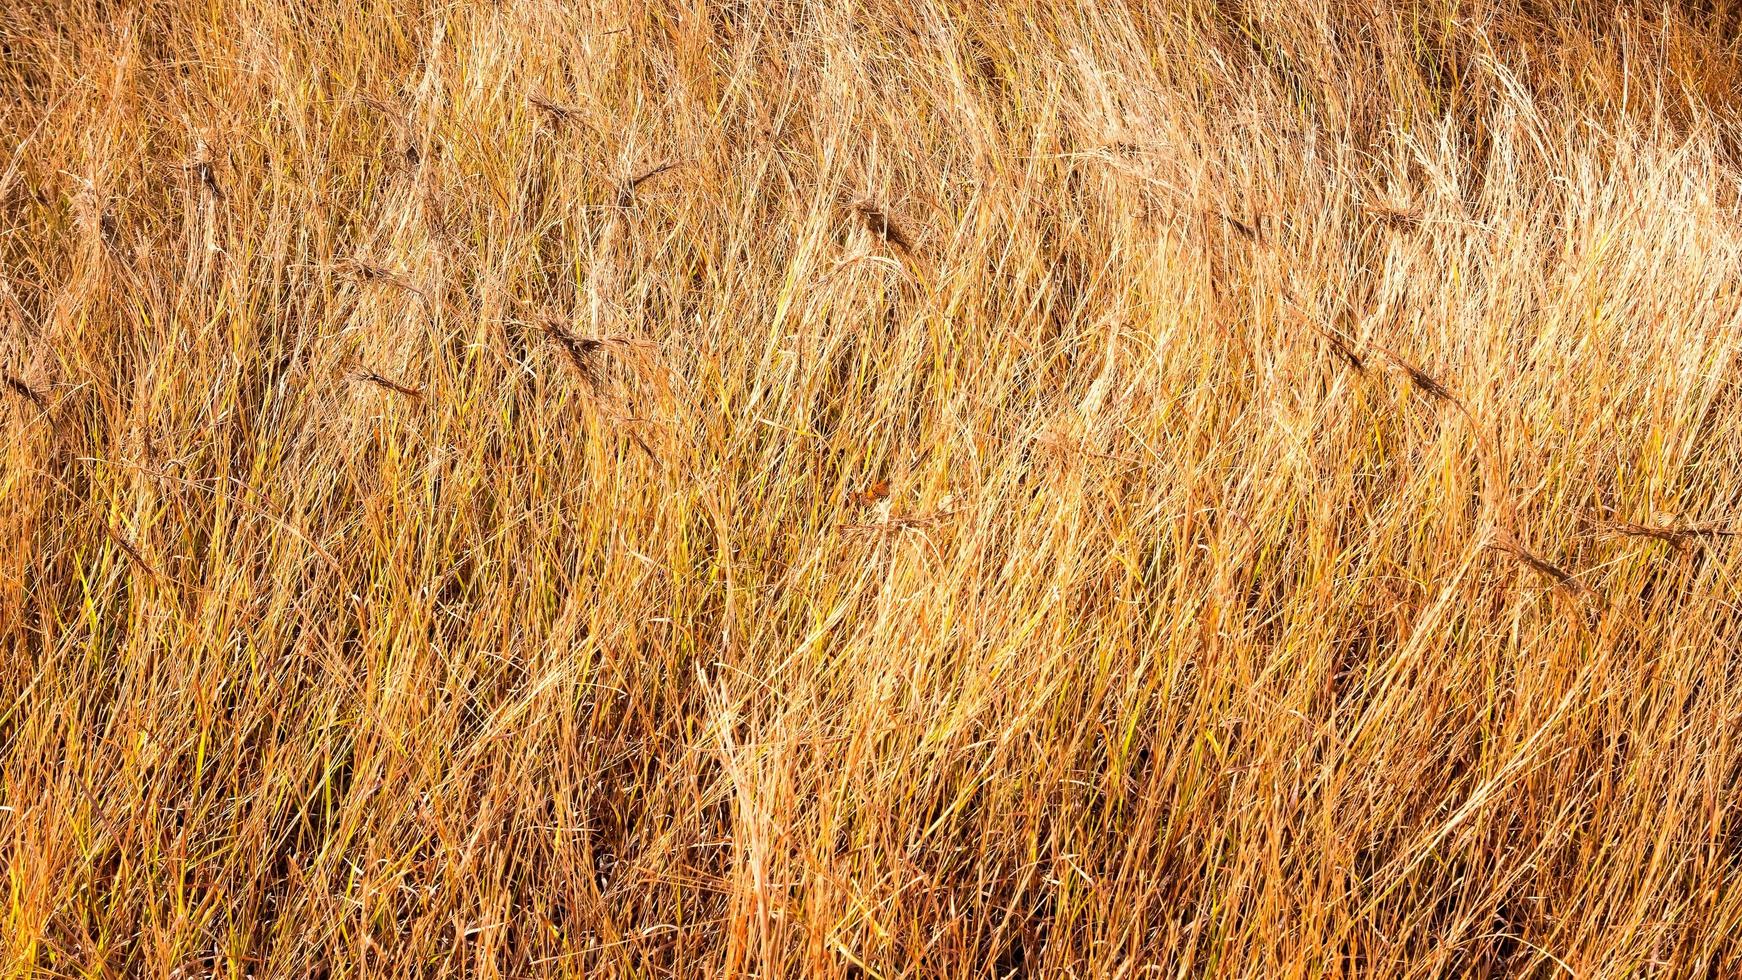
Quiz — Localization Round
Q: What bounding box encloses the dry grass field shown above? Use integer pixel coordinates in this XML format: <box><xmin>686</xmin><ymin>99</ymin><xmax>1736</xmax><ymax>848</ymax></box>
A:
<box><xmin>6</xmin><ymin>0</ymin><xmax>1742</xmax><ymax>975</ymax></box>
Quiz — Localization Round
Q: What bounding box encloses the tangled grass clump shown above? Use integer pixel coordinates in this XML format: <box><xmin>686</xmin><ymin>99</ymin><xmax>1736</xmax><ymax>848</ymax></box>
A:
<box><xmin>6</xmin><ymin>1</ymin><xmax>1742</xmax><ymax>976</ymax></box>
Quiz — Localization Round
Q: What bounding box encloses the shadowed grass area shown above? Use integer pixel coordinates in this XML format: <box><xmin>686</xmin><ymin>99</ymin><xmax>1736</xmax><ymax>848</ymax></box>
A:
<box><xmin>5</xmin><ymin>1</ymin><xmax>1742</xmax><ymax>976</ymax></box>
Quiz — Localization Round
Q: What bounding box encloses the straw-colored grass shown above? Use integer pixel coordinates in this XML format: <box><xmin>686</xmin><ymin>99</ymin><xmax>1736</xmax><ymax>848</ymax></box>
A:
<box><xmin>5</xmin><ymin>1</ymin><xmax>1742</xmax><ymax>976</ymax></box>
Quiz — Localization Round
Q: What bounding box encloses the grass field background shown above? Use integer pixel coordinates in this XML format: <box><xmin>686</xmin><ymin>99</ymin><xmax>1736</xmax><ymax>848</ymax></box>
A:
<box><xmin>5</xmin><ymin>0</ymin><xmax>1742</xmax><ymax>975</ymax></box>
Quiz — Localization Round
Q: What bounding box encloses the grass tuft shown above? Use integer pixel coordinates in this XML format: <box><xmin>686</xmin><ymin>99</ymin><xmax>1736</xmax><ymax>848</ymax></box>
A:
<box><xmin>5</xmin><ymin>1</ymin><xmax>1742</xmax><ymax>976</ymax></box>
